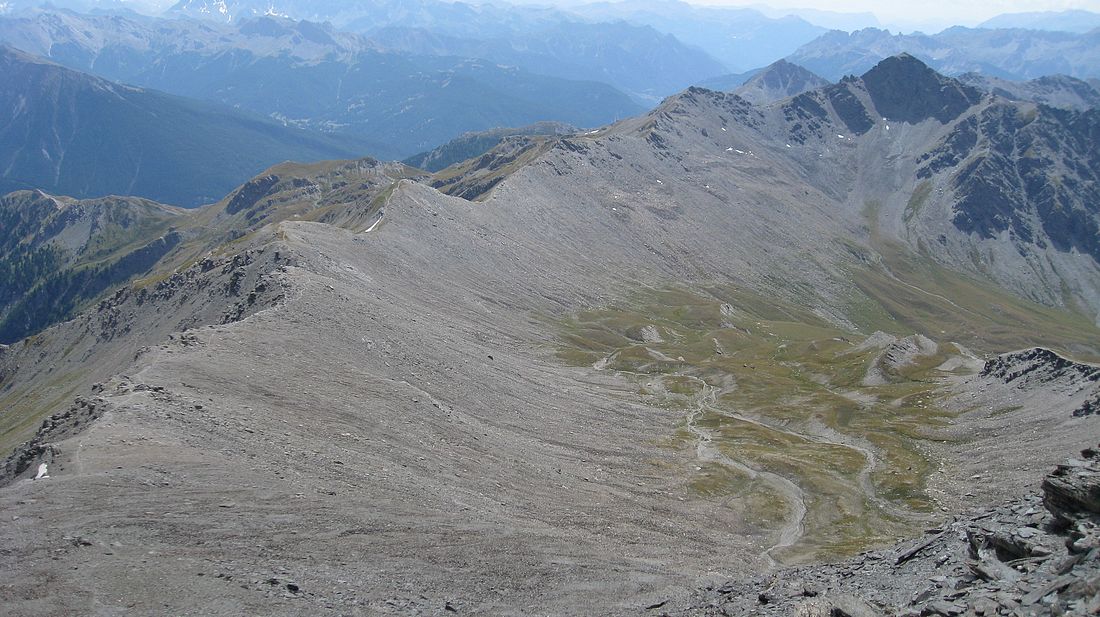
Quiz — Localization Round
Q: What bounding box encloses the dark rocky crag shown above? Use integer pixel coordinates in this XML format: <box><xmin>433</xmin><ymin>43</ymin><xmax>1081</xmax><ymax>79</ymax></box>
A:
<box><xmin>862</xmin><ymin>53</ymin><xmax>983</xmax><ymax>125</ymax></box>
<box><xmin>980</xmin><ymin>348</ymin><xmax>1100</xmax><ymax>418</ymax></box>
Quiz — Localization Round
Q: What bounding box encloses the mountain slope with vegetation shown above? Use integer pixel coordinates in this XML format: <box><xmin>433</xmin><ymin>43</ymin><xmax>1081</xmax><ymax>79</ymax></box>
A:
<box><xmin>0</xmin><ymin>46</ymin><xmax>380</xmax><ymax>206</ymax></box>
<box><xmin>0</xmin><ymin>190</ymin><xmax>183</xmax><ymax>343</ymax></box>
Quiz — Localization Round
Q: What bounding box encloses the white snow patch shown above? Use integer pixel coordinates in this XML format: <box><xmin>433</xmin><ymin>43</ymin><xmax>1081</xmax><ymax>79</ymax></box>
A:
<box><xmin>364</xmin><ymin>210</ymin><xmax>384</xmax><ymax>233</ymax></box>
<box><xmin>34</xmin><ymin>463</ymin><xmax>49</xmax><ymax>480</ymax></box>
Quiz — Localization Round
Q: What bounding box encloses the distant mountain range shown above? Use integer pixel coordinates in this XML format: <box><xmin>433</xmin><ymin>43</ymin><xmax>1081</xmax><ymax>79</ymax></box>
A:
<box><xmin>366</xmin><ymin>21</ymin><xmax>727</xmax><ymax>101</ymax></box>
<box><xmin>978</xmin><ymin>10</ymin><xmax>1100</xmax><ymax>33</ymax></box>
<box><xmin>0</xmin><ymin>10</ymin><xmax>644</xmax><ymax>155</ymax></box>
<box><xmin>693</xmin><ymin>69</ymin><xmax>759</xmax><ymax>92</ymax></box>
<box><xmin>165</xmin><ymin>0</ymin><xmax>734</xmax><ymax>100</ymax></box>
<box><xmin>0</xmin><ymin>46</ymin><xmax>378</xmax><ymax>206</ymax></box>
<box><xmin>788</xmin><ymin>27</ymin><xmax>1100</xmax><ymax>82</ymax></box>
<box><xmin>0</xmin><ymin>0</ymin><xmax>175</xmax><ymax>14</ymax></box>
<box><xmin>6</xmin><ymin>1</ymin><xmax>1100</xmax><ymax>105</ymax></box>
<box><xmin>161</xmin><ymin>0</ymin><xmax>840</xmax><ymax>82</ymax></box>
<box><xmin>564</xmin><ymin>0</ymin><xmax>826</xmax><ymax>73</ymax></box>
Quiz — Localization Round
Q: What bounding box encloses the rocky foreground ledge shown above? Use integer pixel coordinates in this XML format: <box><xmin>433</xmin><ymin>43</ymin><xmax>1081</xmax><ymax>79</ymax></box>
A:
<box><xmin>673</xmin><ymin>445</ymin><xmax>1100</xmax><ymax>617</ymax></box>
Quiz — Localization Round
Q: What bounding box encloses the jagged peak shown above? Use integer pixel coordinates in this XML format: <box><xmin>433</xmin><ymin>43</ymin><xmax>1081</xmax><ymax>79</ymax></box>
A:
<box><xmin>861</xmin><ymin>53</ymin><xmax>937</xmax><ymax>83</ymax></box>
<box><xmin>860</xmin><ymin>53</ymin><xmax>982</xmax><ymax>124</ymax></box>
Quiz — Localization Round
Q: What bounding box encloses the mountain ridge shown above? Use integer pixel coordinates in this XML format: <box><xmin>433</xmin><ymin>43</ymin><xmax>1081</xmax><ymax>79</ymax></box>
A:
<box><xmin>435</xmin><ymin>54</ymin><xmax>1100</xmax><ymax>324</ymax></box>
<box><xmin>958</xmin><ymin>72</ymin><xmax>1100</xmax><ymax>110</ymax></box>
<box><xmin>979</xmin><ymin>9</ymin><xmax>1100</xmax><ymax>33</ymax></box>
<box><xmin>789</xmin><ymin>26</ymin><xmax>1100</xmax><ymax>82</ymax></box>
<box><xmin>0</xmin><ymin>188</ymin><xmax>185</xmax><ymax>343</ymax></box>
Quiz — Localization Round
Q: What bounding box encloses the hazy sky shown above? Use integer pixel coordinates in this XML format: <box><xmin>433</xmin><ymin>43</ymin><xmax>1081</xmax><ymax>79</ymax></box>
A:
<box><xmin>695</xmin><ymin>0</ymin><xmax>1100</xmax><ymax>26</ymax></box>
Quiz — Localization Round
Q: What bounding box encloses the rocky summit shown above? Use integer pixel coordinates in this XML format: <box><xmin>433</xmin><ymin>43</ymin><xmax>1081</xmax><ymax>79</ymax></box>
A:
<box><xmin>1</xmin><ymin>51</ymin><xmax>1100</xmax><ymax>616</ymax></box>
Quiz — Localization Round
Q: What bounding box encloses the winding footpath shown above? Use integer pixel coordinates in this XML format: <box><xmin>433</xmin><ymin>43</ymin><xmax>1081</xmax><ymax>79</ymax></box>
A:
<box><xmin>590</xmin><ymin>343</ymin><xmax>930</xmax><ymax>568</ymax></box>
<box><xmin>681</xmin><ymin>379</ymin><xmax>807</xmax><ymax>566</ymax></box>
<box><xmin>592</xmin><ymin>354</ymin><xmax>809</xmax><ymax>566</ymax></box>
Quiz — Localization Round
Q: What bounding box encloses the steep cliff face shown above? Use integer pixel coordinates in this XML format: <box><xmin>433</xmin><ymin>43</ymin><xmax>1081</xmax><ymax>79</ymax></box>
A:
<box><xmin>927</xmin><ymin>104</ymin><xmax>1100</xmax><ymax>261</ymax></box>
<box><xmin>908</xmin><ymin>98</ymin><xmax>1100</xmax><ymax>315</ymax></box>
<box><xmin>981</xmin><ymin>348</ymin><xmax>1100</xmax><ymax>417</ymax></box>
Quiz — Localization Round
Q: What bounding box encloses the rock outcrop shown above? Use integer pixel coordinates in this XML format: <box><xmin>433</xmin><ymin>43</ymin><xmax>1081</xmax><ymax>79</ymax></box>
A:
<box><xmin>981</xmin><ymin>348</ymin><xmax>1100</xmax><ymax>418</ymax></box>
<box><xmin>675</xmin><ymin>446</ymin><xmax>1100</xmax><ymax>616</ymax></box>
<box><xmin>862</xmin><ymin>334</ymin><xmax>939</xmax><ymax>386</ymax></box>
